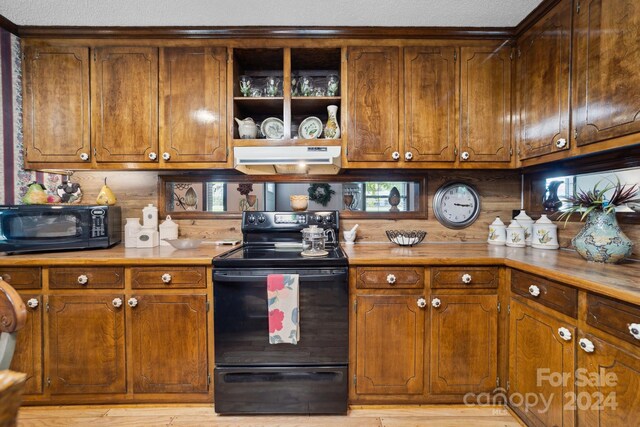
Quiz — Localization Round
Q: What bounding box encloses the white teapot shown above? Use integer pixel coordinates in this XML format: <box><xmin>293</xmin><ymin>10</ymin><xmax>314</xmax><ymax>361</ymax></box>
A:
<box><xmin>235</xmin><ymin>117</ymin><xmax>258</xmax><ymax>139</ymax></box>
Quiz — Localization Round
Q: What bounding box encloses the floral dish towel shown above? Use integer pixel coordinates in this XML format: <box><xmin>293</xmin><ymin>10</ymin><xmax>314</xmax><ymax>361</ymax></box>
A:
<box><xmin>267</xmin><ymin>274</ymin><xmax>300</xmax><ymax>345</ymax></box>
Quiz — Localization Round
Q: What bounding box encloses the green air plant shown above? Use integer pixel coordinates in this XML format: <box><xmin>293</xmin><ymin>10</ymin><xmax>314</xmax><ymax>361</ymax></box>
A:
<box><xmin>558</xmin><ymin>178</ymin><xmax>640</xmax><ymax>224</ymax></box>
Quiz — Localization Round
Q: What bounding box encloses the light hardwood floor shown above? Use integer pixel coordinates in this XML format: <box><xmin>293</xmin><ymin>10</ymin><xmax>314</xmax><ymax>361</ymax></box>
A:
<box><xmin>17</xmin><ymin>404</ymin><xmax>523</xmax><ymax>426</ymax></box>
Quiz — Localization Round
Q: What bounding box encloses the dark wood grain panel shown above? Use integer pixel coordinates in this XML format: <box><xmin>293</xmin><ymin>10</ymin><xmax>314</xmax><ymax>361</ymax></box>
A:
<box><xmin>0</xmin><ymin>267</ymin><xmax>41</xmax><ymax>289</ymax></box>
<box><xmin>431</xmin><ymin>266</ymin><xmax>498</xmax><ymax>289</ymax></box>
<box><xmin>587</xmin><ymin>293</ymin><xmax>640</xmax><ymax>347</ymax></box>
<box><xmin>572</xmin><ymin>0</ymin><xmax>640</xmax><ymax>146</ymax></box>
<box><xmin>346</xmin><ymin>46</ymin><xmax>399</xmax><ymax>162</ymax></box>
<box><xmin>403</xmin><ymin>46</ymin><xmax>457</xmax><ymax>162</ymax></box>
<box><xmin>430</xmin><ymin>294</ymin><xmax>497</xmax><ymax>394</ymax></box>
<box><xmin>131</xmin><ymin>266</ymin><xmax>206</xmax><ymax>289</ymax></box>
<box><xmin>10</xmin><ymin>293</ymin><xmax>43</xmax><ymax>395</ymax></box>
<box><xmin>511</xmin><ymin>269</ymin><xmax>577</xmax><ymax>318</ymax></box>
<box><xmin>160</xmin><ymin>47</ymin><xmax>227</xmax><ymax>163</ymax></box>
<box><xmin>49</xmin><ymin>267</ymin><xmax>124</xmax><ymax>289</ymax></box>
<box><xmin>48</xmin><ymin>295</ymin><xmax>126</xmax><ymax>394</ymax></box>
<box><xmin>23</xmin><ymin>45</ymin><xmax>90</xmax><ymax>164</ymax></box>
<box><xmin>356</xmin><ymin>266</ymin><xmax>424</xmax><ymax>289</ymax></box>
<box><xmin>92</xmin><ymin>46</ymin><xmax>158</xmax><ymax>163</ymax></box>
<box><xmin>131</xmin><ymin>294</ymin><xmax>208</xmax><ymax>393</ymax></box>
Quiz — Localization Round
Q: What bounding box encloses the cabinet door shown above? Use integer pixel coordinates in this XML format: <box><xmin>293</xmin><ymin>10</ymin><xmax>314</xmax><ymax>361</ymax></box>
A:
<box><xmin>92</xmin><ymin>47</ymin><xmax>158</xmax><ymax>163</ymax></box>
<box><xmin>10</xmin><ymin>293</ymin><xmax>43</xmax><ymax>395</ymax></box>
<box><xmin>160</xmin><ymin>47</ymin><xmax>227</xmax><ymax>163</ymax></box>
<box><xmin>403</xmin><ymin>47</ymin><xmax>457</xmax><ymax>162</ymax></box>
<box><xmin>347</xmin><ymin>47</ymin><xmax>399</xmax><ymax>162</ymax></box>
<box><xmin>430</xmin><ymin>294</ymin><xmax>497</xmax><ymax>394</ymax></box>
<box><xmin>573</xmin><ymin>0</ymin><xmax>640</xmax><ymax>146</ymax></box>
<box><xmin>509</xmin><ymin>299</ymin><xmax>576</xmax><ymax>427</ymax></box>
<box><xmin>577</xmin><ymin>332</ymin><xmax>640</xmax><ymax>426</ymax></box>
<box><xmin>355</xmin><ymin>294</ymin><xmax>425</xmax><ymax>395</ymax></box>
<box><xmin>48</xmin><ymin>295</ymin><xmax>126</xmax><ymax>394</ymax></box>
<box><xmin>130</xmin><ymin>294</ymin><xmax>208</xmax><ymax>393</ymax></box>
<box><xmin>460</xmin><ymin>45</ymin><xmax>512</xmax><ymax>163</ymax></box>
<box><xmin>516</xmin><ymin>0</ymin><xmax>571</xmax><ymax>160</ymax></box>
<box><xmin>23</xmin><ymin>46</ymin><xmax>90</xmax><ymax>164</ymax></box>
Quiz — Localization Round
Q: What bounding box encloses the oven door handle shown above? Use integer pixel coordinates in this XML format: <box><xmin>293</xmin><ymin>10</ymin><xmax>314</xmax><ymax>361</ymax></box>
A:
<box><xmin>213</xmin><ymin>271</ymin><xmax>347</xmax><ymax>283</ymax></box>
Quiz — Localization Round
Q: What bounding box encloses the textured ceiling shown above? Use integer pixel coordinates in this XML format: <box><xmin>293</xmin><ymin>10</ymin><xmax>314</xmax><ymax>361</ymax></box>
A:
<box><xmin>1</xmin><ymin>0</ymin><xmax>543</xmax><ymax>27</ymax></box>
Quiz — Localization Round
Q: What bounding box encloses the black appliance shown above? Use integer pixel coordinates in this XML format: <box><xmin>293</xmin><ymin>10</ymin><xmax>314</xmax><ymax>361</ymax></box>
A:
<box><xmin>0</xmin><ymin>205</ymin><xmax>121</xmax><ymax>254</ymax></box>
<box><xmin>213</xmin><ymin>211</ymin><xmax>348</xmax><ymax>415</ymax></box>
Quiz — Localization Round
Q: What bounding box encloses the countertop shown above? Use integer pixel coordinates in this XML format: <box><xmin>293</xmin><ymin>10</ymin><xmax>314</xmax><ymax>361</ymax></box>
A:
<box><xmin>2</xmin><ymin>241</ymin><xmax>639</xmax><ymax>304</ymax></box>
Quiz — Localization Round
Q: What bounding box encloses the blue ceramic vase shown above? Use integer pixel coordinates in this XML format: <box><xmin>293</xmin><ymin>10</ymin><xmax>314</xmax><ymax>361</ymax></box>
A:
<box><xmin>571</xmin><ymin>210</ymin><xmax>633</xmax><ymax>263</ymax></box>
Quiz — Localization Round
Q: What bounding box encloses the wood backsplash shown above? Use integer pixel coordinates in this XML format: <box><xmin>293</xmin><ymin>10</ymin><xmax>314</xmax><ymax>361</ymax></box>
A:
<box><xmin>71</xmin><ymin>170</ymin><xmax>639</xmax><ymax>257</ymax></box>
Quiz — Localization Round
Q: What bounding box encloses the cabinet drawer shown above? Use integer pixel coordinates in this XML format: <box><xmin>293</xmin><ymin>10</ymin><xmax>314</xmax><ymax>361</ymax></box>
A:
<box><xmin>431</xmin><ymin>267</ymin><xmax>498</xmax><ymax>289</ymax></box>
<box><xmin>131</xmin><ymin>266</ymin><xmax>207</xmax><ymax>289</ymax></box>
<box><xmin>511</xmin><ymin>270</ymin><xmax>577</xmax><ymax>318</ymax></box>
<box><xmin>49</xmin><ymin>267</ymin><xmax>124</xmax><ymax>289</ymax></box>
<box><xmin>356</xmin><ymin>267</ymin><xmax>424</xmax><ymax>289</ymax></box>
<box><xmin>0</xmin><ymin>267</ymin><xmax>41</xmax><ymax>289</ymax></box>
<box><xmin>587</xmin><ymin>293</ymin><xmax>640</xmax><ymax>347</ymax></box>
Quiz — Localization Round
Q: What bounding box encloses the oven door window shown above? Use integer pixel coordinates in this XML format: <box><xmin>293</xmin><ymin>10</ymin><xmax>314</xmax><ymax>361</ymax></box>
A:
<box><xmin>6</xmin><ymin>212</ymin><xmax>82</xmax><ymax>239</ymax></box>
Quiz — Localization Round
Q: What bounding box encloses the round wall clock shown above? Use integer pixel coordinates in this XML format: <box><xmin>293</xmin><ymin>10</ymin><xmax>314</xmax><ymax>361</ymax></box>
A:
<box><xmin>432</xmin><ymin>182</ymin><xmax>481</xmax><ymax>229</ymax></box>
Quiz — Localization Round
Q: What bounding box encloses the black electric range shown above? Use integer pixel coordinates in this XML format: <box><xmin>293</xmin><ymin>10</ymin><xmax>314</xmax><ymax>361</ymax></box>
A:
<box><xmin>212</xmin><ymin>211</ymin><xmax>348</xmax><ymax>415</ymax></box>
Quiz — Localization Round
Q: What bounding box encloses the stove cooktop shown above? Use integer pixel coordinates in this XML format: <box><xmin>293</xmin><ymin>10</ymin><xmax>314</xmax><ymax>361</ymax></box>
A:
<box><xmin>213</xmin><ymin>244</ymin><xmax>348</xmax><ymax>268</ymax></box>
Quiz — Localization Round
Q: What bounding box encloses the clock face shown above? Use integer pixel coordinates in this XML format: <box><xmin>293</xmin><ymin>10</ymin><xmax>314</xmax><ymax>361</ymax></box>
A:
<box><xmin>433</xmin><ymin>182</ymin><xmax>481</xmax><ymax>229</ymax></box>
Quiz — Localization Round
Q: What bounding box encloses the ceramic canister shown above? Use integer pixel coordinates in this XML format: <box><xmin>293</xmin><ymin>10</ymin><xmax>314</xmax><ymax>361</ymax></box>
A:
<box><xmin>124</xmin><ymin>218</ymin><xmax>142</xmax><ymax>248</ymax></box>
<box><xmin>159</xmin><ymin>215</ymin><xmax>179</xmax><ymax>246</ymax></box>
<box><xmin>531</xmin><ymin>214</ymin><xmax>559</xmax><ymax>250</ymax></box>
<box><xmin>487</xmin><ymin>217</ymin><xmax>506</xmax><ymax>245</ymax></box>
<box><xmin>142</xmin><ymin>204</ymin><xmax>158</xmax><ymax>230</ymax></box>
<box><xmin>506</xmin><ymin>220</ymin><xmax>526</xmax><ymax>248</ymax></box>
<box><xmin>514</xmin><ymin>210</ymin><xmax>534</xmax><ymax>246</ymax></box>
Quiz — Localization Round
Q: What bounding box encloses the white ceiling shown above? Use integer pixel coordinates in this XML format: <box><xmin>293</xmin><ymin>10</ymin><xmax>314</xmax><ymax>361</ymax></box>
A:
<box><xmin>1</xmin><ymin>0</ymin><xmax>543</xmax><ymax>28</ymax></box>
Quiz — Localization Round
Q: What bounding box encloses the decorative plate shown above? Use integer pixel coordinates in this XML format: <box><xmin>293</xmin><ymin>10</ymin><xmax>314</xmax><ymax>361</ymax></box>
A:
<box><xmin>299</xmin><ymin>116</ymin><xmax>323</xmax><ymax>139</ymax></box>
<box><xmin>260</xmin><ymin>117</ymin><xmax>285</xmax><ymax>139</ymax></box>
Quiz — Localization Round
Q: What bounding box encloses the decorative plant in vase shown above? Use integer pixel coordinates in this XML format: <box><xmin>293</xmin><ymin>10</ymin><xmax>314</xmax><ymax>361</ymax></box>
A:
<box><xmin>237</xmin><ymin>183</ymin><xmax>257</xmax><ymax>211</ymax></box>
<box><xmin>559</xmin><ymin>179</ymin><xmax>639</xmax><ymax>263</ymax></box>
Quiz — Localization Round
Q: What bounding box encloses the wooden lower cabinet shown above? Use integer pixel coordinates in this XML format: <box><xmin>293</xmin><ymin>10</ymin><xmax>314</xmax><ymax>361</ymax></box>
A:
<box><xmin>509</xmin><ymin>298</ymin><xmax>576</xmax><ymax>427</ymax></box>
<box><xmin>430</xmin><ymin>294</ymin><xmax>498</xmax><ymax>395</ymax></box>
<box><xmin>130</xmin><ymin>294</ymin><xmax>208</xmax><ymax>393</ymax></box>
<box><xmin>48</xmin><ymin>295</ymin><xmax>126</xmax><ymax>394</ymax></box>
<box><xmin>577</xmin><ymin>332</ymin><xmax>640</xmax><ymax>427</ymax></box>
<box><xmin>354</xmin><ymin>294</ymin><xmax>425</xmax><ymax>396</ymax></box>
<box><xmin>10</xmin><ymin>293</ymin><xmax>43</xmax><ymax>395</ymax></box>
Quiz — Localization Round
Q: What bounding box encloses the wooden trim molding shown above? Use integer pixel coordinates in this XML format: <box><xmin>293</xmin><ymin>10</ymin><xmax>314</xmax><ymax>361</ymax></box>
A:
<box><xmin>0</xmin><ymin>14</ymin><xmax>19</xmax><ymax>36</ymax></box>
<box><xmin>514</xmin><ymin>0</ymin><xmax>563</xmax><ymax>37</ymax></box>
<box><xmin>17</xmin><ymin>25</ymin><xmax>514</xmax><ymax>40</ymax></box>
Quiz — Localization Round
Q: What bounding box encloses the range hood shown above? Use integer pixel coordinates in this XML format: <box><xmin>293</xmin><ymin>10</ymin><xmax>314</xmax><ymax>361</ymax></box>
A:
<box><xmin>234</xmin><ymin>146</ymin><xmax>341</xmax><ymax>175</ymax></box>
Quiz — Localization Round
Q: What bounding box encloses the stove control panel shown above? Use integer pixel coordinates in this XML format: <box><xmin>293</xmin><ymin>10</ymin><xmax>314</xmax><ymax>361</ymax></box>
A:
<box><xmin>242</xmin><ymin>211</ymin><xmax>339</xmax><ymax>231</ymax></box>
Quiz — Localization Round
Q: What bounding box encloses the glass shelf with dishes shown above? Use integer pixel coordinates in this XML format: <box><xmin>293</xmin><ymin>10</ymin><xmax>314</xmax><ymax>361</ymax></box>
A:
<box><xmin>231</xmin><ymin>47</ymin><xmax>343</xmax><ymax>144</ymax></box>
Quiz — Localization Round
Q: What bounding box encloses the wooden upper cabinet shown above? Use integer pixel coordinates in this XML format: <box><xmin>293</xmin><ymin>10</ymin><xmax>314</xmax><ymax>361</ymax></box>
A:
<box><xmin>130</xmin><ymin>294</ymin><xmax>208</xmax><ymax>393</ymax></box>
<box><xmin>516</xmin><ymin>0</ymin><xmax>571</xmax><ymax>160</ymax></box>
<box><xmin>355</xmin><ymin>294</ymin><xmax>425</xmax><ymax>396</ymax></box>
<box><xmin>577</xmin><ymin>332</ymin><xmax>640</xmax><ymax>426</ymax></box>
<box><xmin>346</xmin><ymin>46</ymin><xmax>399</xmax><ymax>162</ymax></box>
<box><xmin>573</xmin><ymin>0</ymin><xmax>640</xmax><ymax>147</ymax></box>
<box><xmin>160</xmin><ymin>47</ymin><xmax>227</xmax><ymax>163</ymax></box>
<box><xmin>403</xmin><ymin>47</ymin><xmax>457</xmax><ymax>162</ymax></box>
<box><xmin>10</xmin><ymin>293</ymin><xmax>43</xmax><ymax>395</ymax></box>
<box><xmin>509</xmin><ymin>299</ymin><xmax>576</xmax><ymax>427</ymax></box>
<box><xmin>92</xmin><ymin>47</ymin><xmax>158</xmax><ymax>163</ymax></box>
<box><xmin>460</xmin><ymin>45</ymin><xmax>512</xmax><ymax>163</ymax></box>
<box><xmin>23</xmin><ymin>46</ymin><xmax>90</xmax><ymax>164</ymax></box>
<box><xmin>48</xmin><ymin>295</ymin><xmax>126</xmax><ymax>394</ymax></box>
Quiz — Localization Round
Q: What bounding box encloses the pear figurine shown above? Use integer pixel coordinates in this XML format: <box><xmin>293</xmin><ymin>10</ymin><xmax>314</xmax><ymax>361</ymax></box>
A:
<box><xmin>22</xmin><ymin>182</ymin><xmax>48</xmax><ymax>204</ymax></box>
<box><xmin>96</xmin><ymin>178</ymin><xmax>117</xmax><ymax>205</ymax></box>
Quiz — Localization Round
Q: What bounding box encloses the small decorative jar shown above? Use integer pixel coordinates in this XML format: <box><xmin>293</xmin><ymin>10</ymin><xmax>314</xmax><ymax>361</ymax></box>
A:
<box><xmin>487</xmin><ymin>217</ymin><xmax>506</xmax><ymax>245</ymax></box>
<box><xmin>506</xmin><ymin>220</ymin><xmax>526</xmax><ymax>248</ymax></box>
<box><xmin>514</xmin><ymin>210</ymin><xmax>534</xmax><ymax>246</ymax></box>
<box><xmin>142</xmin><ymin>204</ymin><xmax>158</xmax><ymax>230</ymax></box>
<box><xmin>324</xmin><ymin>105</ymin><xmax>340</xmax><ymax>139</ymax></box>
<box><xmin>531</xmin><ymin>214</ymin><xmax>559</xmax><ymax>250</ymax></box>
<box><xmin>124</xmin><ymin>218</ymin><xmax>142</xmax><ymax>248</ymax></box>
<box><xmin>159</xmin><ymin>215</ymin><xmax>179</xmax><ymax>246</ymax></box>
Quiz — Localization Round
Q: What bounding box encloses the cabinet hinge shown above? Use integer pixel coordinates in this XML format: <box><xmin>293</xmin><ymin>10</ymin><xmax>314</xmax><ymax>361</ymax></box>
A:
<box><xmin>506</xmin><ymin>380</ymin><xmax>510</xmax><ymax>392</ymax></box>
<box><xmin>353</xmin><ymin>374</ymin><xmax>357</xmax><ymax>386</ymax></box>
<box><xmin>509</xmin><ymin>147</ymin><xmax>513</xmax><ymax>157</ymax></box>
<box><xmin>574</xmin><ymin>128</ymin><xmax>578</xmax><ymax>140</ymax></box>
<box><xmin>353</xmin><ymin>300</ymin><xmax>357</xmax><ymax>313</ymax></box>
<box><xmin>93</xmin><ymin>50</ymin><xmax>96</xmax><ymax>61</ymax></box>
<box><xmin>208</xmin><ymin>373</ymin><xmax>211</xmax><ymax>384</ymax></box>
<box><xmin>497</xmin><ymin>302</ymin><xmax>501</xmax><ymax>313</ymax></box>
<box><xmin>507</xmin><ymin>304</ymin><xmax>511</xmax><ymax>314</ymax></box>
<box><xmin>517</xmin><ymin>49</ymin><xmax>521</xmax><ymax>59</ymax></box>
<box><xmin>453</xmin><ymin>51</ymin><xmax>457</xmax><ymax>62</ymax></box>
<box><xmin>206</xmin><ymin>301</ymin><xmax>210</xmax><ymax>312</ymax></box>
<box><xmin>517</xmin><ymin>147</ymin><xmax>521</xmax><ymax>157</ymax></box>
<box><xmin>496</xmin><ymin>376</ymin><xmax>500</xmax><ymax>387</ymax></box>
<box><xmin>47</xmin><ymin>377</ymin><xmax>51</xmax><ymax>387</ymax></box>
<box><xmin>576</xmin><ymin>1</ymin><xmax>581</xmax><ymax>14</ymax></box>
<box><xmin>454</xmin><ymin>147</ymin><xmax>458</xmax><ymax>156</ymax></box>
<box><xmin>93</xmin><ymin>147</ymin><xmax>97</xmax><ymax>157</ymax></box>
<box><xmin>46</xmin><ymin>302</ymin><xmax>49</xmax><ymax>312</ymax></box>
<box><xmin>509</xmin><ymin>50</ymin><xmax>514</xmax><ymax>61</ymax></box>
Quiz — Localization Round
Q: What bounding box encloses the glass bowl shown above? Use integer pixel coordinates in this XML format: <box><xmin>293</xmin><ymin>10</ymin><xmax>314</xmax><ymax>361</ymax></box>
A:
<box><xmin>385</xmin><ymin>230</ymin><xmax>427</xmax><ymax>247</ymax></box>
<box><xmin>163</xmin><ymin>238</ymin><xmax>203</xmax><ymax>250</ymax></box>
